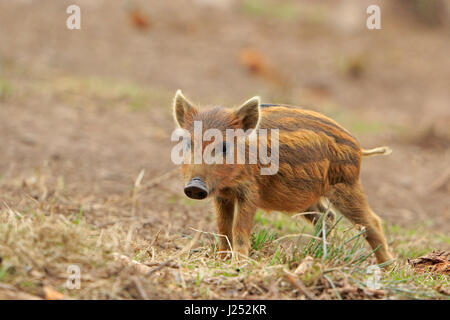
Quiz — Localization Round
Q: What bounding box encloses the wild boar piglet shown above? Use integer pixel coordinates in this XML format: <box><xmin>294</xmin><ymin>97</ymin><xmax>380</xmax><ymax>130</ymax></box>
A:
<box><xmin>172</xmin><ymin>90</ymin><xmax>393</xmax><ymax>264</ymax></box>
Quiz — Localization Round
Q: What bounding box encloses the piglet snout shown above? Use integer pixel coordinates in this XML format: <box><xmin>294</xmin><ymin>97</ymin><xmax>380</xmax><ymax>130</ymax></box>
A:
<box><xmin>184</xmin><ymin>177</ymin><xmax>208</xmax><ymax>200</ymax></box>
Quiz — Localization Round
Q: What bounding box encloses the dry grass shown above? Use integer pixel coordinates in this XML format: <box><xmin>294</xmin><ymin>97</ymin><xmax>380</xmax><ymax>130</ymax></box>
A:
<box><xmin>0</xmin><ymin>171</ymin><xmax>448</xmax><ymax>300</ymax></box>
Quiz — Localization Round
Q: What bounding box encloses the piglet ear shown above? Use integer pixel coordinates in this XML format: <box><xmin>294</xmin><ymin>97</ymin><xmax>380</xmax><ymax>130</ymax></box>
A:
<box><xmin>235</xmin><ymin>96</ymin><xmax>261</xmax><ymax>132</ymax></box>
<box><xmin>173</xmin><ymin>90</ymin><xmax>197</xmax><ymax>128</ymax></box>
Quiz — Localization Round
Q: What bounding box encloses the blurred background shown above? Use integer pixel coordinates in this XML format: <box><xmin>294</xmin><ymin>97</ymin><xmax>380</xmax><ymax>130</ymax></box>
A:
<box><xmin>0</xmin><ymin>0</ymin><xmax>449</xmax><ymax>231</ymax></box>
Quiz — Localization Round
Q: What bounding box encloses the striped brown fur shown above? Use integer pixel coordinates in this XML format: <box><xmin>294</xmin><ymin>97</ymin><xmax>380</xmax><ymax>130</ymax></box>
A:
<box><xmin>173</xmin><ymin>91</ymin><xmax>393</xmax><ymax>264</ymax></box>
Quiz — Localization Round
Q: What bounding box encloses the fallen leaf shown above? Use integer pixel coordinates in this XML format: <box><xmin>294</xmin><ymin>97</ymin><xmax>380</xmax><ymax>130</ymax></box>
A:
<box><xmin>43</xmin><ymin>285</ymin><xmax>64</xmax><ymax>300</ymax></box>
<box><xmin>129</xmin><ymin>8</ymin><xmax>151</xmax><ymax>31</ymax></box>
<box><xmin>239</xmin><ymin>48</ymin><xmax>289</xmax><ymax>88</ymax></box>
<box><xmin>435</xmin><ymin>285</ymin><xmax>450</xmax><ymax>296</ymax></box>
<box><xmin>239</xmin><ymin>48</ymin><xmax>267</xmax><ymax>75</ymax></box>
<box><xmin>294</xmin><ymin>256</ymin><xmax>314</xmax><ymax>275</ymax></box>
<box><xmin>408</xmin><ymin>251</ymin><xmax>450</xmax><ymax>275</ymax></box>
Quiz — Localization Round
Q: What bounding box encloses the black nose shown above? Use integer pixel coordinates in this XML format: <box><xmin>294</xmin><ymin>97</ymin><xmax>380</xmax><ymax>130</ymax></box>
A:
<box><xmin>184</xmin><ymin>177</ymin><xmax>208</xmax><ymax>200</ymax></box>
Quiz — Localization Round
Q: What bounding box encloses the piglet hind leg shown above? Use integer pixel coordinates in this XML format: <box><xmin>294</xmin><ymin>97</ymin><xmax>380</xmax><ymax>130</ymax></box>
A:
<box><xmin>327</xmin><ymin>181</ymin><xmax>394</xmax><ymax>265</ymax></box>
<box><xmin>303</xmin><ymin>199</ymin><xmax>336</xmax><ymax>234</ymax></box>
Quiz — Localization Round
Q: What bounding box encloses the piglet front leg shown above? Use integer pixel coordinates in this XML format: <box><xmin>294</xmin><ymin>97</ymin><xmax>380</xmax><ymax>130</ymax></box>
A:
<box><xmin>232</xmin><ymin>199</ymin><xmax>257</xmax><ymax>259</ymax></box>
<box><xmin>214</xmin><ymin>197</ymin><xmax>235</xmax><ymax>259</ymax></box>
